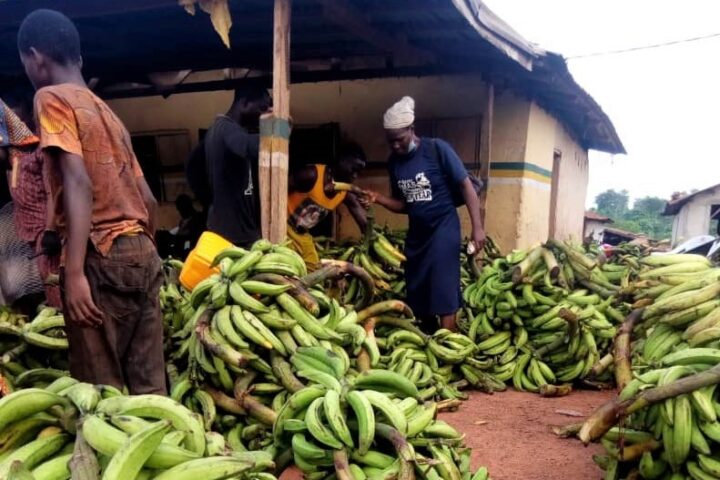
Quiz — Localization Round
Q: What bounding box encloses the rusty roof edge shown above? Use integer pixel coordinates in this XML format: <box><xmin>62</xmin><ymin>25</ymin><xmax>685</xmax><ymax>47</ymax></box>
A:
<box><xmin>537</xmin><ymin>53</ymin><xmax>626</xmax><ymax>155</ymax></box>
<box><xmin>451</xmin><ymin>1</ymin><xmax>625</xmax><ymax>155</ymax></box>
<box><xmin>663</xmin><ymin>183</ymin><xmax>720</xmax><ymax>216</ymax></box>
<box><xmin>451</xmin><ymin>0</ymin><xmax>539</xmax><ymax>71</ymax></box>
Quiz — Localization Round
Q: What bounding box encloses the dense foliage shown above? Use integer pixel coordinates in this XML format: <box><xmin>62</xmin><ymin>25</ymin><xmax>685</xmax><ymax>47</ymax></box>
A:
<box><xmin>593</xmin><ymin>189</ymin><xmax>673</xmax><ymax>241</ymax></box>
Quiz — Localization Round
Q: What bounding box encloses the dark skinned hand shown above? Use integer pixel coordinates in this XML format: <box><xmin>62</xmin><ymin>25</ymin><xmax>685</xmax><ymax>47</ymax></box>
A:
<box><xmin>64</xmin><ymin>272</ymin><xmax>103</xmax><ymax>327</ymax></box>
<box><xmin>470</xmin><ymin>224</ymin><xmax>487</xmax><ymax>255</ymax></box>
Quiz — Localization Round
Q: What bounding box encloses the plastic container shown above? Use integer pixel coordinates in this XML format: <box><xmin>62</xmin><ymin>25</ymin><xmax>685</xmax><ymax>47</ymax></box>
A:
<box><xmin>179</xmin><ymin>231</ymin><xmax>233</xmax><ymax>291</ymax></box>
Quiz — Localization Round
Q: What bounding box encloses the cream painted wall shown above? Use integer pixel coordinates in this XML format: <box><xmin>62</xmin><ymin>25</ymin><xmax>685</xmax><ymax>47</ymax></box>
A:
<box><xmin>526</xmin><ymin>103</ymin><xmax>557</xmax><ymax>171</ymax></box>
<box><xmin>483</xmin><ymin>90</ymin><xmax>531</xmax><ymax>252</ymax></box>
<box><xmin>482</xmin><ymin>93</ymin><xmax>588</xmax><ymax>250</ymax></box>
<box><xmin>515</xmin><ymin>103</ymin><xmax>554</xmax><ymax>245</ymax></box>
<box><xmin>551</xmin><ymin>113</ymin><xmax>589</xmax><ymax>242</ymax></box>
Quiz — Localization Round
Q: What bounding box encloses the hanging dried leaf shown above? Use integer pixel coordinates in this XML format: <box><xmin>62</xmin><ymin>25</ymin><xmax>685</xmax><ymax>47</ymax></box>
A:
<box><xmin>199</xmin><ymin>0</ymin><xmax>232</xmax><ymax>49</ymax></box>
<box><xmin>178</xmin><ymin>0</ymin><xmax>196</xmax><ymax>15</ymax></box>
<box><xmin>180</xmin><ymin>0</ymin><xmax>232</xmax><ymax>48</ymax></box>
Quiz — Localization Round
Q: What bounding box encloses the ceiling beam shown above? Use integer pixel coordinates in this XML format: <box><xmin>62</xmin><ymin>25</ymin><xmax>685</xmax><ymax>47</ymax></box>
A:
<box><xmin>313</xmin><ymin>0</ymin><xmax>436</xmax><ymax>65</ymax></box>
<box><xmin>0</xmin><ymin>0</ymin><xmax>179</xmax><ymax>26</ymax></box>
<box><xmin>100</xmin><ymin>63</ymin><xmax>480</xmax><ymax>100</ymax></box>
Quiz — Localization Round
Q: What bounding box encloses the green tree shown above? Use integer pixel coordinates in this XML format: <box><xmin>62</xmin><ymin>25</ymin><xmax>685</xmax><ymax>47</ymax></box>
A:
<box><xmin>593</xmin><ymin>191</ymin><xmax>673</xmax><ymax>240</ymax></box>
<box><xmin>633</xmin><ymin>197</ymin><xmax>666</xmax><ymax>215</ymax></box>
<box><xmin>595</xmin><ymin>189</ymin><xmax>629</xmax><ymax>219</ymax></box>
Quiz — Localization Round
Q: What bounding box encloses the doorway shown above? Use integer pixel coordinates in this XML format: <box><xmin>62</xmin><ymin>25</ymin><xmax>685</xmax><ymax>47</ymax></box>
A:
<box><xmin>548</xmin><ymin>150</ymin><xmax>562</xmax><ymax>239</ymax></box>
<box><xmin>289</xmin><ymin>123</ymin><xmax>341</xmax><ymax>238</ymax></box>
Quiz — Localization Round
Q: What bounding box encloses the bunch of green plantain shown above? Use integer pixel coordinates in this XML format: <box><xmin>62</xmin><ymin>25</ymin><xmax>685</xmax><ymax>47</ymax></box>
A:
<box><xmin>374</xmin><ymin>326</ymin><xmax>505</xmax><ymax>401</ymax></box>
<box><xmin>460</xmin><ymin>240</ymin><xmax>638</xmax><ymax>393</ymax></box>
<box><xmin>166</xmin><ymin>239</ymin><xmax>356</xmax><ymax>383</ymax></box>
<box><xmin>0</xmin><ymin>375</ymin><xmax>280</xmax><ymax>480</ymax></box>
<box><xmin>316</xmin><ymin>221</ymin><xmax>501</xmax><ymax>304</ymax></box>
<box><xmin>593</xmin><ymin>347</ymin><xmax>720</xmax><ymax>479</ymax></box>
<box><xmin>273</xmin><ymin>347</ymin><xmax>492</xmax><ymax>480</ymax></box>
<box><xmin>581</xmin><ymin>254</ymin><xmax>720</xmax><ymax>479</ymax></box>
<box><xmin>329</xmin><ymin>225</ymin><xmax>408</xmax><ymax>301</ymax></box>
<box><xmin>0</xmin><ymin>306</ymin><xmax>70</xmax><ymax>395</ymax></box>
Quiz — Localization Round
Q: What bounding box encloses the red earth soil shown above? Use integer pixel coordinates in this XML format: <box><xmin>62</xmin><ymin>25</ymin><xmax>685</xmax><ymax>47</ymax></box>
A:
<box><xmin>441</xmin><ymin>388</ymin><xmax>616</xmax><ymax>480</ymax></box>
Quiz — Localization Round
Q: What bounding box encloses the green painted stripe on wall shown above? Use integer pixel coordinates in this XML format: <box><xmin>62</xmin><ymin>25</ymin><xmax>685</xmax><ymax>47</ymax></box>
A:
<box><xmin>489</xmin><ymin>162</ymin><xmax>552</xmax><ymax>178</ymax></box>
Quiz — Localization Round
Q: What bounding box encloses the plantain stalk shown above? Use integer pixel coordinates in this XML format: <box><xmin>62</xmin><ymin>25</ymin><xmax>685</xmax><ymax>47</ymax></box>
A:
<box><xmin>511</xmin><ymin>247</ymin><xmax>543</xmax><ymax>284</ymax></box>
<box><xmin>357</xmin><ymin>300</ymin><xmax>413</xmax><ymax>322</ymax></box>
<box><xmin>234</xmin><ymin>380</ymin><xmax>278</xmax><ymax>426</ymax></box>
<box><xmin>580</xmin><ymin>362</ymin><xmax>720</xmax><ymax>444</ymax></box>
<box><xmin>302</xmin><ymin>260</ymin><xmax>374</xmax><ymax>310</ymax></box>
<box><xmin>588</xmin><ymin>353</ymin><xmax>614</xmax><ymax>379</ymax></box>
<box><xmin>204</xmin><ymin>386</ymin><xmax>245</xmax><ymax>415</ymax></box>
<box><xmin>356</xmin><ymin>317</ymin><xmax>377</xmax><ymax>373</ymax></box>
<box><xmin>250</xmin><ymin>273</ymin><xmax>320</xmax><ymax>314</ymax></box>
<box><xmin>552</xmin><ymin>422</ymin><xmax>583</xmax><ymax>438</ymax></box>
<box><xmin>539</xmin><ymin>384</ymin><xmax>573</xmax><ymax>397</ymax></box>
<box><xmin>436</xmin><ymin>399</ymin><xmax>463</xmax><ymax>411</ymax></box>
<box><xmin>70</xmin><ymin>424</ymin><xmax>100</xmax><ymax>480</ymax></box>
<box><xmin>614</xmin><ymin>309</ymin><xmax>643</xmax><ymax>391</ymax></box>
<box><xmin>333</xmin><ymin>449</ymin><xmax>354</xmax><ymax>480</ymax></box>
<box><xmin>541</xmin><ymin>247</ymin><xmax>560</xmax><ymax>279</ymax></box>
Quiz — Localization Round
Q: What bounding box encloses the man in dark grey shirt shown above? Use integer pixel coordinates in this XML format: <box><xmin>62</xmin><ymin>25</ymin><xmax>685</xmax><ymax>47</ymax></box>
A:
<box><xmin>194</xmin><ymin>87</ymin><xmax>272</xmax><ymax>247</ymax></box>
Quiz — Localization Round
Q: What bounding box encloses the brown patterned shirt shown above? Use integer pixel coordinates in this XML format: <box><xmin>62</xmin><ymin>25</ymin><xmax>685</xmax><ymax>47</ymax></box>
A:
<box><xmin>34</xmin><ymin>84</ymin><xmax>149</xmax><ymax>256</ymax></box>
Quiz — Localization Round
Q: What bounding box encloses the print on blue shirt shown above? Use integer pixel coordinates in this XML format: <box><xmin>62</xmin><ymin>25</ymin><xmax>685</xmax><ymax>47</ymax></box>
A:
<box><xmin>398</xmin><ymin>172</ymin><xmax>433</xmax><ymax>203</ymax></box>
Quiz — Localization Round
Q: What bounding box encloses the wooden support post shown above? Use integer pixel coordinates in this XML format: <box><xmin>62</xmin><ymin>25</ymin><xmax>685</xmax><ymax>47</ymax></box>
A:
<box><xmin>478</xmin><ymin>83</ymin><xmax>494</xmax><ymax>223</ymax></box>
<box><xmin>259</xmin><ymin>0</ymin><xmax>291</xmax><ymax>243</ymax></box>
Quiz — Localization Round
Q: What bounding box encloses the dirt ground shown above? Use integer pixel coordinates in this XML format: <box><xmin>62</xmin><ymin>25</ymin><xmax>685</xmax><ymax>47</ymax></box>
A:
<box><xmin>440</xmin><ymin>388</ymin><xmax>616</xmax><ymax>480</ymax></box>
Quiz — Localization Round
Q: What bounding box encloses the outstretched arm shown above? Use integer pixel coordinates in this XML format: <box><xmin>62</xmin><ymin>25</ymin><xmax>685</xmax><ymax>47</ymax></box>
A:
<box><xmin>344</xmin><ymin>193</ymin><xmax>368</xmax><ymax>232</ymax></box>
<box><xmin>370</xmin><ymin>191</ymin><xmax>407</xmax><ymax>214</ymax></box>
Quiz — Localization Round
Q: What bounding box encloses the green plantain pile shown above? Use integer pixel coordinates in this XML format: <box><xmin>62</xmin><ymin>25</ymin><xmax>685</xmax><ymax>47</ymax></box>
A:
<box><xmin>0</xmin><ymin>236</ymin><xmax>494</xmax><ymax>479</ymax></box>
<box><xmin>0</xmin><ymin>377</ymin><xmax>278</xmax><ymax>480</ymax></box>
<box><xmin>157</xmin><ymin>239</ymin><xmax>492</xmax><ymax>479</ymax></box>
<box><xmin>0</xmin><ymin>306</ymin><xmax>69</xmax><ymax>394</ymax></box>
<box><xmin>273</xmin><ymin>352</ymin><xmax>489</xmax><ymax>480</ymax></box>
<box><xmin>578</xmin><ymin>254</ymin><xmax>720</xmax><ymax>479</ymax></box>
<box><xmin>316</xmin><ymin>225</ymin><xmax>409</xmax><ymax>300</ymax></box>
<box><xmin>315</xmin><ymin>222</ymin><xmax>499</xmax><ymax>304</ymax></box>
<box><xmin>460</xmin><ymin>240</ymin><xmax>638</xmax><ymax>393</ymax></box>
<box><xmin>373</xmin><ymin>326</ymin><xmax>506</xmax><ymax>400</ymax></box>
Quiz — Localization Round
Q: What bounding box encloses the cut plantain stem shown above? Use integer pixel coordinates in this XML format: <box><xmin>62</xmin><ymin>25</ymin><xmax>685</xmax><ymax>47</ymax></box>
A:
<box><xmin>613</xmin><ymin>309</ymin><xmax>643</xmax><ymax>391</ymax></box>
<box><xmin>580</xmin><ymin>362</ymin><xmax>720</xmax><ymax>444</ymax></box>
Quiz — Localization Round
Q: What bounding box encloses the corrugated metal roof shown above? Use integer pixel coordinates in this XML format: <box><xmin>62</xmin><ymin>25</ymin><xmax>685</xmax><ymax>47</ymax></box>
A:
<box><xmin>584</xmin><ymin>211</ymin><xmax>613</xmax><ymax>223</ymax></box>
<box><xmin>663</xmin><ymin>183</ymin><xmax>720</xmax><ymax>216</ymax></box>
<box><xmin>0</xmin><ymin>0</ymin><xmax>624</xmax><ymax>153</ymax></box>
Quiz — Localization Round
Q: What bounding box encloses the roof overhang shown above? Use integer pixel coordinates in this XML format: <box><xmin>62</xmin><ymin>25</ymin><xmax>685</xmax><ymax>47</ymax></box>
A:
<box><xmin>0</xmin><ymin>0</ymin><xmax>624</xmax><ymax>154</ymax></box>
<box><xmin>663</xmin><ymin>183</ymin><xmax>720</xmax><ymax>216</ymax></box>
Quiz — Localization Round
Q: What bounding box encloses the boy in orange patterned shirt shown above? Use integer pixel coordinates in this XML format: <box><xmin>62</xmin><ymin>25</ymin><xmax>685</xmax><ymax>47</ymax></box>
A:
<box><xmin>18</xmin><ymin>9</ymin><xmax>166</xmax><ymax>393</ymax></box>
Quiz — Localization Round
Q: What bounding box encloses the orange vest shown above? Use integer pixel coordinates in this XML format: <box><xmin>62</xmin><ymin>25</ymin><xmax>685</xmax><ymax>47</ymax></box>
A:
<box><xmin>288</xmin><ymin>164</ymin><xmax>346</xmax><ymax>231</ymax></box>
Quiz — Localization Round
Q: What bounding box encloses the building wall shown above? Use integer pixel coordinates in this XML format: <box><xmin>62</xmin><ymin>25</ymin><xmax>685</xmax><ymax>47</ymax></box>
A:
<box><xmin>483</xmin><ymin>94</ymin><xmax>588</xmax><ymax>251</ymax></box>
<box><xmin>584</xmin><ymin>220</ymin><xmax>607</xmax><ymax>243</ymax></box>
<box><xmin>551</xmin><ymin>114</ymin><xmax>590</xmax><ymax>242</ymax></box>
<box><xmin>483</xmin><ymin>90</ymin><xmax>530</xmax><ymax>251</ymax></box>
<box><xmin>108</xmin><ymin>74</ymin><xmax>590</xmax><ymax>251</ymax></box>
<box><xmin>109</xmin><ymin>74</ymin><xmax>489</xmax><ymax>235</ymax></box>
<box><xmin>671</xmin><ymin>187</ymin><xmax>720</xmax><ymax>245</ymax></box>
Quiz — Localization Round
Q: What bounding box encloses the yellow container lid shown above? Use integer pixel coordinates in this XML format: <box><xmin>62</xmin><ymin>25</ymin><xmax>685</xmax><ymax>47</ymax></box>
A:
<box><xmin>179</xmin><ymin>231</ymin><xmax>233</xmax><ymax>291</ymax></box>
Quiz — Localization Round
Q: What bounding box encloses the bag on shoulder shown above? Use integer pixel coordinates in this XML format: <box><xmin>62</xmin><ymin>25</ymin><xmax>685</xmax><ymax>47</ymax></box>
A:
<box><xmin>430</xmin><ymin>139</ymin><xmax>484</xmax><ymax>207</ymax></box>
